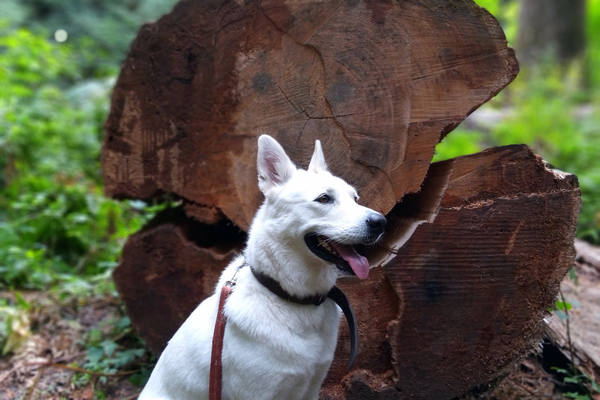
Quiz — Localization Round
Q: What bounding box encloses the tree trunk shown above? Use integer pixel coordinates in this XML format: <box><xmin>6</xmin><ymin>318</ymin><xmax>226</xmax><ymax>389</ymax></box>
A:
<box><xmin>517</xmin><ymin>0</ymin><xmax>586</xmax><ymax>66</ymax></box>
<box><xmin>102</xmin><ymin>0</ymin><xmax>583</xmax><ymax>398</ymax></box>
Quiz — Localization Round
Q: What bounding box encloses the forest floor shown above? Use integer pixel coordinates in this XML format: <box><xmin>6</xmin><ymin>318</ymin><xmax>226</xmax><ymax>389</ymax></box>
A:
<box><xmin>1</xmin><ymin>241</ymin><xmax>599</xmax><ymax>400</ymax></box>
<box><xmin>0</xmin><ymin>293</ymin><xmax>143</xmax><ymax>400</ymax></box>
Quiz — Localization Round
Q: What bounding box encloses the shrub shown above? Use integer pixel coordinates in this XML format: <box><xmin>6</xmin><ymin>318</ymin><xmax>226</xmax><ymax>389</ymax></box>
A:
<box><xmin>0</xmin><ymin>25</ymin><xmax>159</xmax><ymax>290</ymax></box>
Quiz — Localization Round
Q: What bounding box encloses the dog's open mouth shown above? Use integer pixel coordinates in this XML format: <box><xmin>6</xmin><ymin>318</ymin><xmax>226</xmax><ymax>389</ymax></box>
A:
<box><xmin>304</xmin><ymin>234</ymin><xmax>370</xmax><ymax>279</ymax></box>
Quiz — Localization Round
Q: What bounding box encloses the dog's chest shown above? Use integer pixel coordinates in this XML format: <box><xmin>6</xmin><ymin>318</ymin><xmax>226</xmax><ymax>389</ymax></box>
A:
<box><xmin>226</xmin><ymin>285</ymin><xmax>341</xmax><ymax>352</ymax></box>
<box><xmin>222</xmin><ymin>294</ymin><xmax>340</xmax><ymax>399</ymax></box>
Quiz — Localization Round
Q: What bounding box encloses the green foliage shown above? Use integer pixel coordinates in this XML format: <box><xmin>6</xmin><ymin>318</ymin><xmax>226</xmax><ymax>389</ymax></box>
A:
<box><xmin>432</xmin><ymin>130</ymin><xmax>484</xmax><ymax>162</ymax></box>
<box><xmin>554</xmin><ymin>300</ymin><xmax>573</xmax><ymax>312</ymax></box>
<box><xmin>0</xmin><ymin>23</ymin><xmax>91</xmax><ymax>183</ymax></box>
<box><xmin>587</xmin><ymin>0</ymin><xmax>600</xmax><ymax>90</ymax></box>
<box><xmin>551</xmin><ymin>297</ymin><xmax>574</xmax><ymax>321</ymax></box>
<box><xmin>0</xmin><ymin>176</ymin><xmax>161</xmax><ymax>289</ymax></box>
<box><xmin>0</xmin><ymin>24</ymin><xmax>76</xmax><ymax>88</ymax></box>
<box><xmin>0</xmin><ymin>0</ymin><xmax>177</xmax><ymax>77</ymax></box>
<box><xmin>0</xmin><ymin>25</ymin><xmax>163</xmax><ymax>290</ymax></box>
<box><xmin>72</xmin><ymin>315</ymin><xmax>154</xmax><ymax>389</ymax></box>
<box><xmin>552</xmin><ymin>367</ymin><xmax>600</xmax><ymax>400</ymax></box>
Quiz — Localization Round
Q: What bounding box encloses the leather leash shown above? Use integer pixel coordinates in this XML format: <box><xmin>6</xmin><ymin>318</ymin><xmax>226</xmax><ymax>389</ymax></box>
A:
<box><xmin>208</xmin><ymin>264</ymin><xmax>358</xmax><ymax>400</ymax></box>
<box><xmin>209</xmin><ymin>276</ymin><xmax>236</xmax><ymax>400</ymax></box>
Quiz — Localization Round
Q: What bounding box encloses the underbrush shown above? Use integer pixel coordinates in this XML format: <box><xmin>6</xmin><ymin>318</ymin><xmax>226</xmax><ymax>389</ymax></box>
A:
<box><xmin>0</xmin><ymin>23</ymin><xmax>162</xmax><ymax>395</ymax></box>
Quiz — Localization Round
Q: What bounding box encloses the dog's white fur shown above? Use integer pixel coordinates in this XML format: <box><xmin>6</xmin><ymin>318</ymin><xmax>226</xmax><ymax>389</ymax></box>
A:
<box><xmin>139</xmin><ymin>135</ymin><xmax>383</xmax><ymax>400</ymax></box>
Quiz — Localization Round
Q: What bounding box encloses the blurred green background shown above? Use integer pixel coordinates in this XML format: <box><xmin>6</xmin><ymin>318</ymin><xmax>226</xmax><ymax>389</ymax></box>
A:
<box><xmin>0</xmin><ymin>0</ymin><xmax>599</xmax><ymax>394</ymax></box>
<box><xmin>436</xmin><ymin>0</ymin><xmax>600</xmax><ymax>244</ymax></box>
<box><xmin>0</xmin><ymin>0</ymin><xmax>178</xmax><ymax>291</ymax></box>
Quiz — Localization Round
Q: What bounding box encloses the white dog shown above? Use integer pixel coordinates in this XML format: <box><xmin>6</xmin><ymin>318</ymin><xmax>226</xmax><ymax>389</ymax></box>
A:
<box><xmin>139</xmin><ymin>135</ymin><xmax>386</xmax><ymax>400</ymax></box>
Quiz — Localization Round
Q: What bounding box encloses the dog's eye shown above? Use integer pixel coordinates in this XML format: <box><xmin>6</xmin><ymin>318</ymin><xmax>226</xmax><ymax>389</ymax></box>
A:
<box><xmin>314</xmin><ymin>193</ymin><xmax>333</xmax><ymax>204</ymax></box>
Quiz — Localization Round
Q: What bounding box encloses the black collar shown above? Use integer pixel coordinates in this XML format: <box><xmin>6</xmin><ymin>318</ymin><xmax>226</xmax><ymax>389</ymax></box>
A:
<box><xmin>250</xmin><ymin>266</ymin><xmax>329</xmax><ymax>305</ymax></box>
<box><xmin>249</xmin><ymin>265</ymin><xmax>358</xmax><ymax>370</ymax></box>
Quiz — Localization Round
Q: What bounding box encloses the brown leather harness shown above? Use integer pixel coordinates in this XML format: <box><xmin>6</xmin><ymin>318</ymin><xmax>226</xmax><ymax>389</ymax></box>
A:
<box><xmin>208</xmin><ymin>263</ymin><xmax>358</xmax><ymax>400</ymax></box>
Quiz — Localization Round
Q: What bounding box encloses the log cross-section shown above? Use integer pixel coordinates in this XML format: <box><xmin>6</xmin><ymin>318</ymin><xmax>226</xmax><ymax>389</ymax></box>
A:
<box><xmin>102</xmin><ymin>0</ymin><xmax>518</xmax><ymax>230</ymax></box>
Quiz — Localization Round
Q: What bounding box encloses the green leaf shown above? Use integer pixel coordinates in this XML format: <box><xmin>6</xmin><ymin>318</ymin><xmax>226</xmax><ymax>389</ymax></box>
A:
<box><xmin>591</xmin><ymin>379</ymin><xmax>600</xmax><ymax>393</ymax></box>
<box><xmin>564</xmin><ymin>376</ymin><xmax>582</xmax><ymax>384</ymax></box>
<box><xmin>555</xmin><ymin>300</ymin><xmax>573</xmax><ymax>311</ymax></box>
<box><xmin>101</xmin><ymin>339</ymin><xmax>118</xmax><ymax>357</ymax></box>
<box><xmin>86</xmin><ymin>346</ymin><xmax>104</xmax><ymax>366</ymax></box>
<box><xmin>14</xmin><ymin>292</ymin><xmax>30</xmax><ymax>310</ymax></box>
<box><xmin>563</xmin><ymin>393</ymin><xmax>590</xmax><ymax>400</ymax></box>
<box><xmin>551</xmin><ymin>366</ymin><xmax>569</xmax><ymax>374</ymax></box>
<box><xmin>569</xmin><ymin>267</ymin><xmax>578</xmax><ymax>284</ymax></box>
<box><xmin>87</xmin><ymin>328</ymin><xmax>102</xmax><ymax>345</ymax></box>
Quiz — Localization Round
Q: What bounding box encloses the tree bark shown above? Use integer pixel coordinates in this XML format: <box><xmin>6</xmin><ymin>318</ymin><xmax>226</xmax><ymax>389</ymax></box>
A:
<box><xmin>114</xmin><ymin>145</ymin><xmax>580</xmax><ymax>399</ymax></box>
<box><xmin>113</xmin><ymin>209</ymin><xmax>246</xmax><ymax>353</ymax></box>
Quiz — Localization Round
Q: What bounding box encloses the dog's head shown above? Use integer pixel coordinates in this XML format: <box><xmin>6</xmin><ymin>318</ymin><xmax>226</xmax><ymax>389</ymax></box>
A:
<box><xmin>256</xmin><ymin>135</ymin><xmax>386</xmax><ymax>279</ymax></box>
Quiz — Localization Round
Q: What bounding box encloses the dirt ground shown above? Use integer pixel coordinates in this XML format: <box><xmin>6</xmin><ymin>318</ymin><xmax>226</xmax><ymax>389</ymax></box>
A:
<box><xmin>0</xmin><ymin>293</ymin><xmax>142</xmax><ymax>400</ymax></box>
<box><xmin>0</xmin><ymin>296</ymin><xmax>584</xmax><ymax>400</ymax></box>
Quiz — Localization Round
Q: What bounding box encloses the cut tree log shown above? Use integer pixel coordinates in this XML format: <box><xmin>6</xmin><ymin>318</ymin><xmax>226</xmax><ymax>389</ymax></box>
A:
<box><xmin>113</xmin><ymin>209</ymin><xmax>246</xmax><ymax>353</ymax></box>
<box><xmin>102</xmin><ymin>0</ymin><xmax>519</xmax><ymax>231</ymax></box>
<box><xmin>113</xmin><ymin>145</ymin><xmax>580</xmax><ymax>399</ymax></box>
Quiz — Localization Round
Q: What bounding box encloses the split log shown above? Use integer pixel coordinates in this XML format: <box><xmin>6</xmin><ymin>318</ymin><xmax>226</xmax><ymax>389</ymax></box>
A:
<box><xmin>113</xmin><ymin>145</ymin><xmax>580</xmax><ymax>399</ymax></box>
<box><xmin>327</xmin><ymin>145</ymin><xmax>580</xmax><ymax>399</ymax></box>
<box><xmin>102</xmin><ymin>0</ymin><xmax>519</xmax><ymax>231</ymax></box>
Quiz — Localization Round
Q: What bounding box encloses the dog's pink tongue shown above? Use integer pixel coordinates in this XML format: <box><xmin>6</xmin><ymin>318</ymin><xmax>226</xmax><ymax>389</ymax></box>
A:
<box><xmin>331</xmin><ymin>243</ymin><xmax>370</xmax><ymax>279</ymax></box>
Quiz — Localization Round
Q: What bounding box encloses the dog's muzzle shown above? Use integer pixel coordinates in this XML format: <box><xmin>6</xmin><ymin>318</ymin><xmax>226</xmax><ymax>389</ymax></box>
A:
<box><xmin>366</xmin><ymin>212</ymin><xmax>387</xmax><ymax>243</ymax></box>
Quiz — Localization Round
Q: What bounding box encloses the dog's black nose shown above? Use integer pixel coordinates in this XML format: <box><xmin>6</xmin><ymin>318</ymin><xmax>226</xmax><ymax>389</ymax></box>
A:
<box><xmin>366</xmin><ymin>213</ymin><xmax>386</xmax><ymax>236</ymax></box>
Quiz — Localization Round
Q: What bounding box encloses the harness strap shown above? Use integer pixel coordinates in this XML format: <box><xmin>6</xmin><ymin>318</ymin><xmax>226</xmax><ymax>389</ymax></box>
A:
<box><xmin>209</xmin><ymin>282</ymin><xmax>233</xmax><ymax>400</ymax></box>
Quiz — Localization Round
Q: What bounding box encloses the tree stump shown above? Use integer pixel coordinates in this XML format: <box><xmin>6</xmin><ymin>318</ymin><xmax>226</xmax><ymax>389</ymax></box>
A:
<box><xmin>103</xmin><ymin>0</ymin><xmax>582</xmax><ymax>398</ymax></box>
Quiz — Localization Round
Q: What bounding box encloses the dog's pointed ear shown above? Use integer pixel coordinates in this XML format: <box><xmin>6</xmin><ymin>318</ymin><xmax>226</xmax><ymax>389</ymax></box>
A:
<box><xmin>308</xmin><ymin>139</ymin><xmax>328</xmax><ymax>173</ymax></box>
<box><xmin>257</xmin><ymin>135</ymin><xmax>296</xmax><ymax>194</ymax></box>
